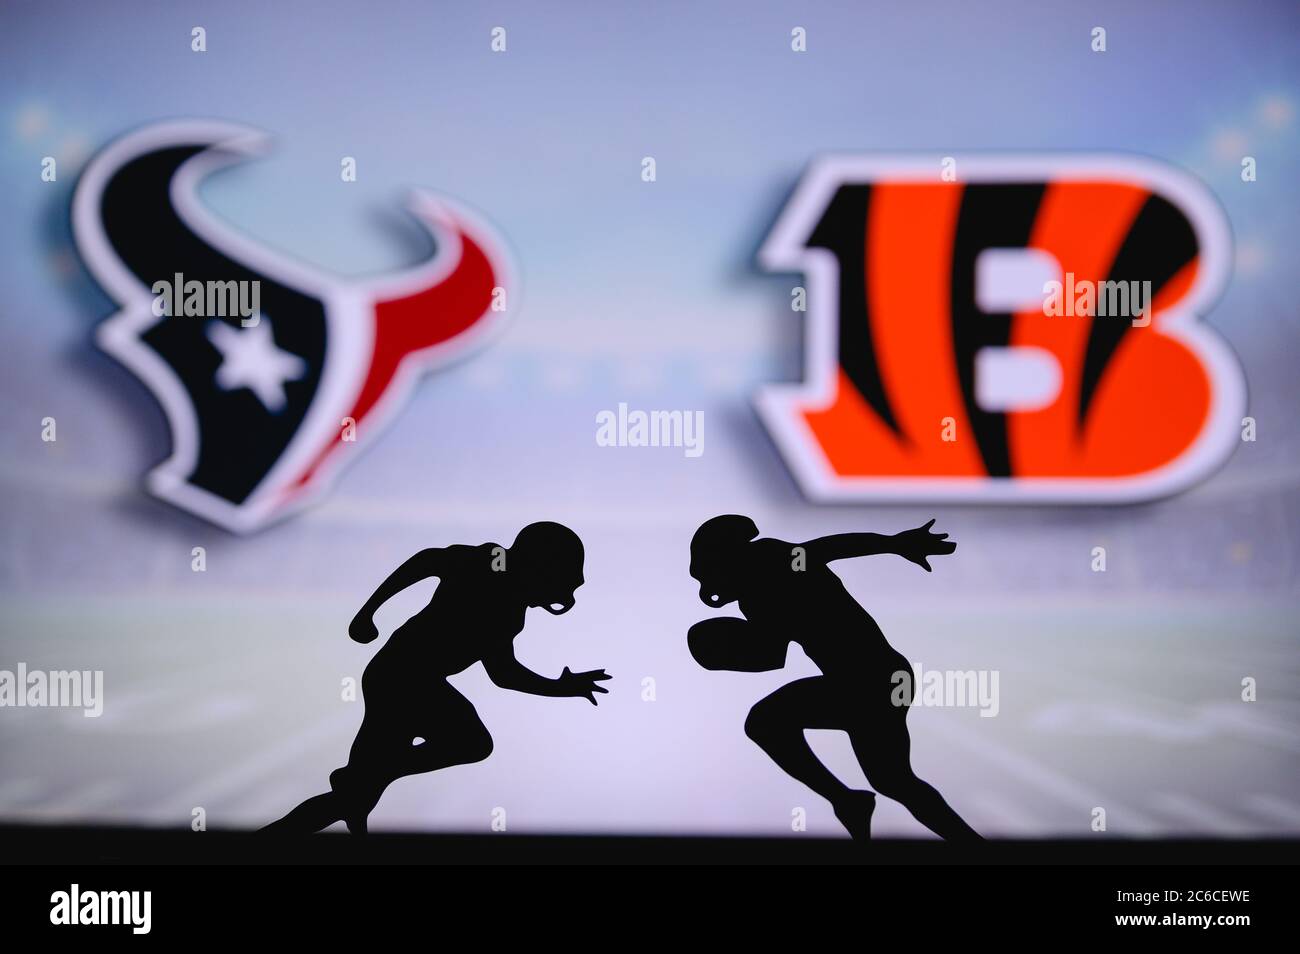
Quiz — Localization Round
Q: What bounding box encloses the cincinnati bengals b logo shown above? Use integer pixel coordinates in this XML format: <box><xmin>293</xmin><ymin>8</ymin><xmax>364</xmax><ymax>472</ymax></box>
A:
<box><xmin>757</xmin><ymin>156</ymin><xmax>1245</xmax><ymax>502</ymax></box>
<box><xmin>73</xmin><ymin>120</ymin><xmax>512</xmax><ymax>532</ymax></box>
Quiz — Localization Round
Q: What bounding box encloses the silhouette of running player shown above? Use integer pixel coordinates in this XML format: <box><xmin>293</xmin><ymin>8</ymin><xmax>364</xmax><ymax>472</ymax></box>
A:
<box><xmin>687</xmin><ymin>515</ymin><xmax>980</xmax><ymax>842</ymax></box>
<box><xmin>265</xmin><ymin>522</ymin><xmax>610</xmax><ymax>834</ymax></box>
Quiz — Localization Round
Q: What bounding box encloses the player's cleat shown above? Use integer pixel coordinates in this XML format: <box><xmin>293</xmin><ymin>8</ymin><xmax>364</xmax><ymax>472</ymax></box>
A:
<box><xmin>833</xmin><ymin>789</ymin><xmax>877</xmax><ymax>841</ymax></box>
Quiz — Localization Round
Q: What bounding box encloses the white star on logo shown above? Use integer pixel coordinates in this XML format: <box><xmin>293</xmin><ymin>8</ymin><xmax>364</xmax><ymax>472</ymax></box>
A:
<box><xmin>205</xmin><ymin>317</ymin><xmax>308</xmax><ymax>413</ymax></box>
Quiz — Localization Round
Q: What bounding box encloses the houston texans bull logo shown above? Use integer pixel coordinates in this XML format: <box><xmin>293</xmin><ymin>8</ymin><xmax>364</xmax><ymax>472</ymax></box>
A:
<box><xmin>758</xmin><ymin>155</ymin><xmax>1246</xmax><ymax>503</ymax></box>
<box><xmin>73</xmin><ymin>120</ymin><xmax>511</xmax><ymax>532</ymax></box>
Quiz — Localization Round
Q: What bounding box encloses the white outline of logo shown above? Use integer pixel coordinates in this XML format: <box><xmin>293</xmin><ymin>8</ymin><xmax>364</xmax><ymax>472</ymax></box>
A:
<box><xmin>756</xmin><ymin>154</ymin><xmax>1246</xmax><ymax>503</ymax></box>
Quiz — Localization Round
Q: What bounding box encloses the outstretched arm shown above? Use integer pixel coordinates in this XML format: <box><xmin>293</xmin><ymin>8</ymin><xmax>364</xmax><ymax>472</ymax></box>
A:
<box><xmin>803</xmin><ymin>519</ymin><xmax>956</xmax><ymax>572</ymax></box>
<box><xmin>482</xmin><ymin>648</ymin><xmax>611</xmax><ymax>705</ymax></box>
<box><xmin>348</xmin><ymin>548</ymin><xmax>447</xmax><ymax>642</ymax></box>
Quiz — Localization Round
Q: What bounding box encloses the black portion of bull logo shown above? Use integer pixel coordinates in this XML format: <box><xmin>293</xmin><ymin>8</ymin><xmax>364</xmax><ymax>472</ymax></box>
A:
<box><xmin>99</xmin><ymin>143</ymin><xmax>326</xmax><ymax>506</ymax></box>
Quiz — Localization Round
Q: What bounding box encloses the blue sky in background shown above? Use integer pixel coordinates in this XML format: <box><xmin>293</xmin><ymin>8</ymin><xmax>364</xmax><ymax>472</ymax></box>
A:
<box><xmin>0</xmin><ymin>1</ymin><xmax>1297</xmax><ymax>837</ymax></box>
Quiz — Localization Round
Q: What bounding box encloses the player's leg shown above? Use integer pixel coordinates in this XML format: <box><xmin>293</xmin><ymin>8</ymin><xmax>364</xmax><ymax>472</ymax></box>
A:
<box><xmin>333</xmin><ymin>680</ymin><xmax>495</xmax><ymax>832</ymax></box>
<box><xmin>746</xmin><ymin>678</ymin><xmax>846</xmax><ymax>800</ymax></box>
<box><xmin>261</xmin><ymin>790</ymin><xmax>344</xmax><ymax>833</ymax></box>
<box><xmin>264</xmin><ymin>689</ymin><xmax>496</xmax><ymax>834</ymax></box>
<box><xmin>850</xmin><ymin>704</ymin><xmax>981</xmax><ymax>841</ymax></box>
<box><xmin>393</xmin><ymin>681</ymin><xmax>494</xmax><ymax>778</ymax></box>
<box><xmin>332</xmin><ymin>679</ymin><xmax>494</xmax><ymax>832</ymax></box>
<box><xmin>744</xmin><ymin>677</ymin><xmax>876</xmax><ymax>835</ymax></box>
<box><xmin>263</xmin><ymin>710</ymin><xmax>394</xmax><ymax>834</ymax></box>
<box><xmin>328</xmin><ymin>704</ymin><xmax>407</xmax><ymax>834</ymax></box>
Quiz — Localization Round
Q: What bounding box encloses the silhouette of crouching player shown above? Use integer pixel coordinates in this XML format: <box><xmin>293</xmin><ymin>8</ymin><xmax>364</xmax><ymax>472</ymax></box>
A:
<box><xmin>687</xmin><ymin>515</ymin><xmax>980</xmax><ymax>841</ymax></box>
<box><xmin>265</xmin><ymin>522</ymin><xmax>610</xmax><ymax>834</ymax></box>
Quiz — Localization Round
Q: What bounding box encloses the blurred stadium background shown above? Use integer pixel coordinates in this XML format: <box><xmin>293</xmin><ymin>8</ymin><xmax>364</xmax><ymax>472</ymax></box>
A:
<box><xmin>1</xmin><ymin>0</ymin><xmax>1297</xmax><ymax>837</ymax></box>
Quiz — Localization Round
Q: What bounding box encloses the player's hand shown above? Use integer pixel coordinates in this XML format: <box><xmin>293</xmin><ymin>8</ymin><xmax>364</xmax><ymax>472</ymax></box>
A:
<box><xmin>349</xmin><ymin>615</ymin><xmax>379</xmax><ymax>644</ymax></box>
<box><xmin>893</xmin><ymin>519</ymin><xmax>956</xmax><ymax>572</ymax></box>
<box><xmin>559</xmin><ymin>666</ymin><xmax>611</xmax><ymax>705</ymax></box>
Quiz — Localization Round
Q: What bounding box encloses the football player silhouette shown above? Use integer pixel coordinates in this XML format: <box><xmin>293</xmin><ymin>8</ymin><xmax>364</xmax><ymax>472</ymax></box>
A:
<box><xmin>265</xmin><ymin>522</ymin><xmax>609</xmax><ymax>834</ymax></box>
<box><xmin>687</xmin><ymin>515</ymin><xmax>980</xmax><ymax>841</ymax></box>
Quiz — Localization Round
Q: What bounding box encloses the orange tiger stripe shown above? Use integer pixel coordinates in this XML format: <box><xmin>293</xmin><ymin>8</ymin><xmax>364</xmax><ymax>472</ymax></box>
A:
<box><xmin>1078</xmin><ymin>257</ymin><xmax>1209</xmax><ymax>476</ymax></box>
<box><xmin>801</xmin><ymin>182</ymin><xmax>984</xmax><ymax>477</ymax></box>
<box><xmin>1006</xmin><ymin>181</ymin><xmax>1149</xmax><ymax>476</ymax></box>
